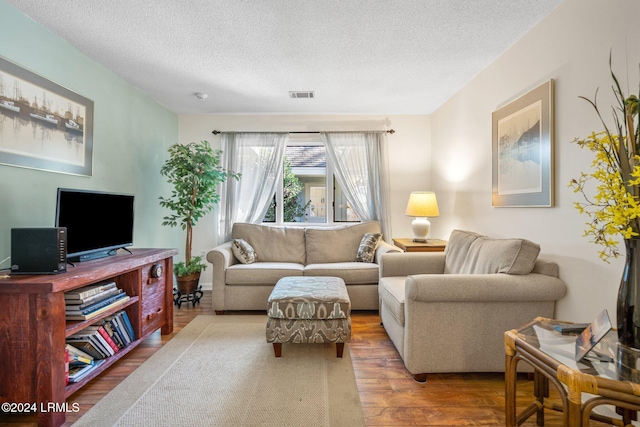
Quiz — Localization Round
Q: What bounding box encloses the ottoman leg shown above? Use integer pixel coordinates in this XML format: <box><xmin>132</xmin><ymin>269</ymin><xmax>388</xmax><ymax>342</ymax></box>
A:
<box><xmin>273</xmin><ymin>343</ymin><xmax>282</xmax><ymax>358</ymax></box>
<box><xmin>336</xmin><ymin>343</ymin><xmax>344</xmax><ymax>358</ymax></box>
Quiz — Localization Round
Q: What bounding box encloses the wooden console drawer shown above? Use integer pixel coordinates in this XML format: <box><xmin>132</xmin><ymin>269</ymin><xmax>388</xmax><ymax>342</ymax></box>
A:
<box><xmin>140</xmin><ymin>262</ymin><xmax>168</xmax><ymax>335</ymax></box>
<box><xmin>141</xmin><ymin>292</ymin><xmax>165</xmax><ymax>334</ymax></box>
<box><xmin>141</xmin><ymin>263</ymin><xmax>167</xmax><ymax>297</ymax></box>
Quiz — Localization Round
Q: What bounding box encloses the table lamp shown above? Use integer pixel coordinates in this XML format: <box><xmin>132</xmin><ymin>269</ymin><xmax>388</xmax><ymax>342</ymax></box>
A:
<box><xmin>405</xmin><ymin>191</ymin><xmax>439</xmax><ymax>242</ymax></box>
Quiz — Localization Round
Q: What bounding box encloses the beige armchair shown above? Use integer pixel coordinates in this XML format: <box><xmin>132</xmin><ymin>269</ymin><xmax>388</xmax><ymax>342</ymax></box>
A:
<box><xmin>378</xmin><ymin>230</ymin><xmax>566</xmax><ymax>381</ymax></box>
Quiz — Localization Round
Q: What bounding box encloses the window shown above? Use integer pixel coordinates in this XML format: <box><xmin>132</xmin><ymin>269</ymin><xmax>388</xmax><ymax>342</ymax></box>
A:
<box><xmin>263</xmin><ymin>139</ymin><xmax>359</xmax><ymax>224</ymax></box>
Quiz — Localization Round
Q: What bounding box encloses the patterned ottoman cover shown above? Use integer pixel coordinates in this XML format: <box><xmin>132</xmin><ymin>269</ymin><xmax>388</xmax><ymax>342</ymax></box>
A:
<box><xmin>266</xmin><ymin>276</ymin><xmax>351</xmax><ymax>355</ymax></box>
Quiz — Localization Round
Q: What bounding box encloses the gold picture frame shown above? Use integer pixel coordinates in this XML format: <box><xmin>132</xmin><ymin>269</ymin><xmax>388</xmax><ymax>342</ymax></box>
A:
<box><xmin>492</xmin><ymin>80</ymin><xmax>554</xmax><ymax>207</ymax></box>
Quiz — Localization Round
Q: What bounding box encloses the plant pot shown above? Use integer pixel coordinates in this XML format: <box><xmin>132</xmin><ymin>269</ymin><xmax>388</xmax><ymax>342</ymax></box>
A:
<box><xmin>618</xmin><ymin>238</ymin><xmax>640</xmax><ymax>349</ymax></box>
<box><xmin>176</xmin><ymin>272</ymin><xmax>200</xmax><ymax>294</ymax></box>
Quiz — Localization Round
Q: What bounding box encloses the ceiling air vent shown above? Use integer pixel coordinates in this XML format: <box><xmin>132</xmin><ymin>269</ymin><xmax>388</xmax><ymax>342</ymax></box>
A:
<box><xmin>289</xmin><ymin>91</ymin><xmax>315</xmax><ymax>99</ymax></box>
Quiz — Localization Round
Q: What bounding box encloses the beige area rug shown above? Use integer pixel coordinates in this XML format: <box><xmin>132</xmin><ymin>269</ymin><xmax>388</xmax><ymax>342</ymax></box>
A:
<box><xmin>74</xmin><ymin>315</ymin><xmax>364</xmax><ymax>427</ymax></box>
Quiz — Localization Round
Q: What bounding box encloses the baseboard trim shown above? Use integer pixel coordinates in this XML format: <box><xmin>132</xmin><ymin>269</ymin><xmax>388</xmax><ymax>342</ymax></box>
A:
<box><xmin>199</xmin><ymin>281</ymin><xmax>212</xmax><ymax>290</ymax></box>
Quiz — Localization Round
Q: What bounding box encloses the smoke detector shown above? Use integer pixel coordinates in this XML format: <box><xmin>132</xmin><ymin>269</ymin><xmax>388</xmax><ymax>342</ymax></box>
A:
<box><xmin>194</xmin><ymin>92</ymin><xmax>208</xmax><ymax>100</ymax></box>
<box><xmin>289</xmin><ymin>91</ymin><xmax>315</xmax><ymax>99</ymax></box>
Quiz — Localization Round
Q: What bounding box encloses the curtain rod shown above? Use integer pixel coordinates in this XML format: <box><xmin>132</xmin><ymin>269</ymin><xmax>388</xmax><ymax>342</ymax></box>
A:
<box><xmin>212</xmin><ymin>129</ymin><xmax>394</xmax><ymax>135</ymax></box>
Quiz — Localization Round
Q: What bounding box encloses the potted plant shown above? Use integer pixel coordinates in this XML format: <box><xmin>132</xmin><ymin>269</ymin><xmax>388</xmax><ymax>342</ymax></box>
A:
<box><xmin>160</xmin><ymin>140</ymin><xmax>239</xmax><ymax>294</ymax></box>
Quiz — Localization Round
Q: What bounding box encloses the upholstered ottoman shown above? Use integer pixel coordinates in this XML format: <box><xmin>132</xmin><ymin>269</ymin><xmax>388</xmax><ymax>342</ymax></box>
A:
<box><xmin>266</xmin><ymin>276</ymin><xmax>351</xmax><ymax>358</ymax></box>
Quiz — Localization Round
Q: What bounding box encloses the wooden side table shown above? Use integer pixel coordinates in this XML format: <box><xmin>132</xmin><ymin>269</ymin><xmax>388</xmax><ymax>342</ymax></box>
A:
<box><xmin>392</xmin><ymin>238</ymin><xmax>447</xmax><ymax>252</ymax></box>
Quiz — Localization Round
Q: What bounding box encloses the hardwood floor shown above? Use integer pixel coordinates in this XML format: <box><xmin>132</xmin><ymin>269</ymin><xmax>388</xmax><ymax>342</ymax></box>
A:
<box><xmin>1</xmin><ymin>290</ymin><xmax>608</xmax><ymax>426</ymax></box>
<box><xmin>350</xmin><ymin>314</ymin><xmax>567</xmax><ymax>427</ymax></box>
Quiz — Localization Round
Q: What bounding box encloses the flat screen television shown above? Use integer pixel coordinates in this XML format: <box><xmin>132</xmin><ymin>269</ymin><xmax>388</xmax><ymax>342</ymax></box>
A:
<box><xmin>55</xmin><ymin>188</ymin><xmax>135</xmax><ymax>262</ymax></box>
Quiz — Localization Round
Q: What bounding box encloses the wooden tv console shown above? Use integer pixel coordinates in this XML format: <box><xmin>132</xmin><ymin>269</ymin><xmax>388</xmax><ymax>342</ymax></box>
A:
<box><xmin>0</xmin><ymin>248</ymin><xmax>178</xmax><ymax>427</ymax></box>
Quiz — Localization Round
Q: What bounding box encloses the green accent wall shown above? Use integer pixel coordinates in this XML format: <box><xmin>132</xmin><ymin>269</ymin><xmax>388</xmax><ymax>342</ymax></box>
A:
<box><xmin>0</xmin><ymin>1</ymin><xmax>181</xmax><ymax>264</ymax></box>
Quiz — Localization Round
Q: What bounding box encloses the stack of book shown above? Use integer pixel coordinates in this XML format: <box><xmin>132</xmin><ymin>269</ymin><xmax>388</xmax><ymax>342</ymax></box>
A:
<box><xmin>65</xmin><ymin>310</ymin><xmax>136</xmax><ymax>383</ymax></box>
<box><xmin>66</xmin><ymin>344</ymin><xmax>105</xmax><ymax>384</ymax></box>
<box><xmin>66</xmin><ymin>310</ymin><xmax>136</xmax><ymax>359</ymax></box>
<box><xmin>65</xmin><ymin>281</ymin><xmax>130</xmax><ymax>321</ymax></box>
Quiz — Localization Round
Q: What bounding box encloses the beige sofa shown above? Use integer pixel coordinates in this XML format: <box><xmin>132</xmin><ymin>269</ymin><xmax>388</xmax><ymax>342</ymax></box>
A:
<box><xmin>378</xmin><ymin>229</ymin><xmax>567</xmax><ymax>381</ymax></box>
<box><xmin>207</xmin><ymin>221</ymin><xmax>400</xmax><ymax>313</ymax></box>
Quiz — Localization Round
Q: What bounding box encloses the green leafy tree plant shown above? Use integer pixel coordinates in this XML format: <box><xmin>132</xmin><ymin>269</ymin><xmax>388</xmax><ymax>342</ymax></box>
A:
<box><xmin>160</xmin><ymin>141</ymin><xmax>239</xmax><ymax>278</ymax></box>
<box><xmin>264</xmin><ymin>157</ymin><xmax>311</xmax><ymax>222</ymax></box>
<box><xmin>282</xmin><ymin>157</ymin><xmax>311</xmax><ymax>221</ymax></box>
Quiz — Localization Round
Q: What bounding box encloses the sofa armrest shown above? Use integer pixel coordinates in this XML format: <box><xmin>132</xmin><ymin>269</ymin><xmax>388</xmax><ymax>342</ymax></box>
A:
<box><xmin>406</xmin><ymin>273</ymin><xmax>567</xmax><ymax>303</ymax></box>
<box><xmin>206</xmin><ymin>241</ymin><xmax>236</xmax><ymax>269</ymax></box>
<box><xmin>379</xmin><ymin>252</ymin><xmax>446</xmax><ymax>277</ymax></box>
<box><xmin>206</xmin><ymin>241</ymin><xmax>236</xmax><ymax>311</ymax></box>
<box><xmin>375</xmin><ymin>241</ymin><xmax>402</xmax><ymax>264</ymax></box>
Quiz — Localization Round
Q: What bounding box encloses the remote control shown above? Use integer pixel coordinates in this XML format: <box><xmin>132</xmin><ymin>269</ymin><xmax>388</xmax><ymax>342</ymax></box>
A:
<box><xmin>553</xmin><ymin>323</ymin><xmax>590</xmax><ymax>334</ymax></box>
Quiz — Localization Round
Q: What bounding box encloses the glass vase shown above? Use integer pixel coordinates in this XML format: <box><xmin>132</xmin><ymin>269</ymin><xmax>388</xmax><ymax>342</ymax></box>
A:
<box><xmin>617</xmin><ymin>237</ymin><xmax>640</xmax><ymax>349</ymax></box>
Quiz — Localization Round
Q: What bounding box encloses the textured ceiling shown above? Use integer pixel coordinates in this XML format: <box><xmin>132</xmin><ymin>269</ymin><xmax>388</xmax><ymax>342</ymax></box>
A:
<box><xmin>6</xmin><ymin>0</ymin><xmax>563</xmax><ymax>115</ymax></box>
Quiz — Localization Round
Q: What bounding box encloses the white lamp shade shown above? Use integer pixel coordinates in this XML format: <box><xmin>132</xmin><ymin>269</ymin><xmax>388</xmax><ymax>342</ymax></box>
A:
<box><xmin>405</xmin><ymin>192</ymin><xmax>439</xmax><ymax>217</ymax></box>
<box><xmin>405</xmin><ymin>191</ymin><xmax>439</xmax><ymax>242</ymax></box>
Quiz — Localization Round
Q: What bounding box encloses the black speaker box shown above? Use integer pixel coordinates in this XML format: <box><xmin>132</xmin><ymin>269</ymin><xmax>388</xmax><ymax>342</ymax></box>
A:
<box><xmin>11</xmin><ymin>227</ymin><xmax>67</xmax><ymax>274</ymax></box>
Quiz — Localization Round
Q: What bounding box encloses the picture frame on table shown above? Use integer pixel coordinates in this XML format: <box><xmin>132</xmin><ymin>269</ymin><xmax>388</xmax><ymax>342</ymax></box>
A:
<box><xmin>575</xmin><ymin>309</ymin><xmax>613</xmax><ymax>363</ymax></box>
<box><xmin>0</xmin><ymin>56</ymin><xmax>93</xmax><ymax>176</ymax></box>
<box><xmin>492</xmin><ymin>79</ymin><xmax>554</xmax><ymax>207</ymax></box>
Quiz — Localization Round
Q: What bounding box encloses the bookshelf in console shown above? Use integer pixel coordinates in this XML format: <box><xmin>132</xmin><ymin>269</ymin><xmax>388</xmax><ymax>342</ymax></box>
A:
<box><xmin>0</xmin><ymin>248</ymin><xmax>178</xmax><ymax>427</ymax></box>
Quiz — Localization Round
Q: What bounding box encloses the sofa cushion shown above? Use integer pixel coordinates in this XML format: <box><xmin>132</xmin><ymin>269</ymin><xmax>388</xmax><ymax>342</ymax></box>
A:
<box><xmin>445</xmin><ymin>229</ymin><xmax>540</xmax><ymax>275</ymax></box>
<box><xmin>232</xmin><ymin>223</ymin><xmax>306</xmax><ymax>264</ymax></box>
<box><xmin>304</xmin><ymin>262</ymin><xmax>379</xmax><ymax>284</ymax></box>
<box><xmin>305</xmin><ymin>221</ymin><xmax>382</xmax><ymax>264</ymax></box>
<box><xmin>378</xmin><ymin>277</ymin><xmax>406</xmax><ymax>326</ymax></box>
<box><xmin>355</xmin><ymin>233</ymin><xmax>382</xmax><ymax>263</ymax></box>
<box><xmin>444</xmin><ymin>230</ymin><xmax>483</xmax><ymax>273</ymax></box>
<box><xmin>231</xmin><ymin>238</ymin><xmax>257</xmax><ymax>264</ymax></box>
<box><xmin>225</xmin><ymin>262</ymin><xmax>304</xmax><ymax>285</ymax></box>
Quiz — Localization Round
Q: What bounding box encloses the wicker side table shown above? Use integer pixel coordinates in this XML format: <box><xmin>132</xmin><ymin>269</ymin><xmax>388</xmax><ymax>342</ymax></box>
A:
<box><xmin>505</xmin><ymin>317</ymin><xmax>640</xmax><ymax>426</ymax></box>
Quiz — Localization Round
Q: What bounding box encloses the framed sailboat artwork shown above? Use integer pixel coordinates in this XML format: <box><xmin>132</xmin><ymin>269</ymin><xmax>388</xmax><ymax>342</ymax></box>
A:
<box><xmin>0</xmin><ymin>56</ymin><xmax>93</xmax><ymax>176</ymax></box>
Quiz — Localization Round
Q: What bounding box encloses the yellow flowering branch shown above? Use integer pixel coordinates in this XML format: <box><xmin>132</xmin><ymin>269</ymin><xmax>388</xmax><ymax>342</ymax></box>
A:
<box><xmin>569</xmin><ymin>132</ymin><xmax>640</xmax><ymax>261</ymax></box>
<box><xmin>570</xmin><ymin>57</ymin><xmax>640</xmax><ymax>262</ymax></box>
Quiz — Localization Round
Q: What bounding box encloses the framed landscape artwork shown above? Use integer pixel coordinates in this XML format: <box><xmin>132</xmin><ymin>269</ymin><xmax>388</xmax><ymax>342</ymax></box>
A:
<box><xmin>0</xmin><ymin>56</ymin><xmax>93</xmax><ymax>176</ymax></box>
<box><xmin>492</xmin><ymin>80</ymin><xmax>554</xmax><ymax>207</ymax></box>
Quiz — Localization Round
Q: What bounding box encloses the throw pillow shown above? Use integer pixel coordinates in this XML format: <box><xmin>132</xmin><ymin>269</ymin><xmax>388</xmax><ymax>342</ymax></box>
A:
<box><xmin>232</xmin><ymin>238</ymin><xmax>257</xmax><ymax>264</ymax></box>
<box><xmin>355</xmin><ymin>233</ymin><xmax>382</xmax><ymax>263</ymax></box>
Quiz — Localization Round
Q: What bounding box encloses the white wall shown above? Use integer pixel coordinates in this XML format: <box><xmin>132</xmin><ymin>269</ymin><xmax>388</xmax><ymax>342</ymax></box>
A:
<box><xmin>178</xmin><ymin>114</ymin><xmax>431</xmax><ymax>286</ymax></box>
<box><xmin>431</xmin><ymin>0</ymin><xmax>640</xmax><ymax>321</ymax></box>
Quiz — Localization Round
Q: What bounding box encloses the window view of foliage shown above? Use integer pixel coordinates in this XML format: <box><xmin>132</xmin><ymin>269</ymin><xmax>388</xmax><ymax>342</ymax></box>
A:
<box><xmin>263</xmin><ymin>157</ymin><xmax>310</xmax><ymax>222</ymax></box>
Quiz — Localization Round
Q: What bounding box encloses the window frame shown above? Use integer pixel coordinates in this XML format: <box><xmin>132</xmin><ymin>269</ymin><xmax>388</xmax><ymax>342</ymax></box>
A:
<box><xmin>266</xmin><ymin>138</ymin><xmax>359</xmax><ymax>226</ymax></box>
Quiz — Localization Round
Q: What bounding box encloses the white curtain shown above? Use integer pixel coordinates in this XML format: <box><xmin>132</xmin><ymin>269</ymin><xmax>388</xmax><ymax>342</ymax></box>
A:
<box><xmin>218</xmin><ymin>132</ymin><xmax>288</xmax><ymax>242</ymax></box>
<box><xmin>322</xmin><ymin>132</ymin><xmax>392</xmax><ymax>241</ymax></box>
